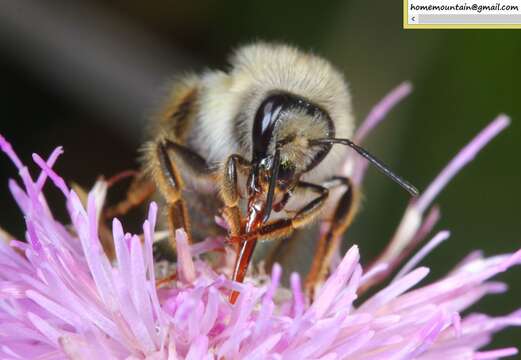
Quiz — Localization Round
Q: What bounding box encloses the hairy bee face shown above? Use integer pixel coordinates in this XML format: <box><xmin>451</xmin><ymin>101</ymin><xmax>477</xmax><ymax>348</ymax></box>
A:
<box><xmin>247</xmin><ymin>91</ymin><xmax>336</xmax><ymax>221</ymax></box>
<box><xmin>251</xmin><ymin>92</ymin><xmax>335</xmax><ymax>173</ymax></box>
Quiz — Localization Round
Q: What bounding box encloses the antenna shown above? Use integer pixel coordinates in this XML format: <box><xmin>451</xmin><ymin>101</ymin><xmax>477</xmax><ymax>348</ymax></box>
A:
<box><xmin>310</xmin><ymin>138</ymin><xmax>419</xmax><ymax>196</ymax></box>
<box><xmin>263</xmin><ymin>149</ymin><xmax>281</xmax><ymax>223</ymax></box>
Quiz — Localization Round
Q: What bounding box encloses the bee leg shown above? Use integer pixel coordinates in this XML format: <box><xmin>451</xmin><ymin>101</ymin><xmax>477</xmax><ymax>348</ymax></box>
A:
<box><xmin>234</xmin><ymin>181</ymin><xmax>329</xmax><ymax>242</ymax></box>
<box><xmin>221</xmin><ymin>154</ymin><xmax>251</xmax><ymax>238</ymax></box>
<box><xmin>98</xmin><ymin>172</ymin><xmax>156</xmax><ymax>261</ymax></box>
<box><xmin>155</xmin><ymin>139</ymin><xmax>212</xmax><ymax>247</ymax></box>
<box><xmin>103</xmin><ymin>173</ymin><xmax>156</xmax><ymax>220</ymax></box>
<box><xmin>227</xmin><ymin>181</ymin><xmax>328</xmax><ymax>303</ymax></box>
<box><xmin>305</xmin><ymin>177</ymin><xmax>357</xmax><ymax>299</ymax></box>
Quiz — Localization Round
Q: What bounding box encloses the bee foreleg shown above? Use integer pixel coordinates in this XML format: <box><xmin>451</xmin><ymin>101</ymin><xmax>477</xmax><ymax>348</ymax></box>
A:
<box><xmin>221</xmin><ymin>154</ymin><xmax>251</xmax><ymax>237</ymax></box>
<box><xmin>233</xmin><ymin>181</ymin><xmax>329</xmax><ymax>242</ymax></box>
<box><xmin>156</xmin><ymin>139</ymin><xmax>211</xmax><ymax>247</ymax></box>
<box><xmin>305</xmin><ymin>177</ymin><xmax>358</xmax><ymax>299</ymax></box>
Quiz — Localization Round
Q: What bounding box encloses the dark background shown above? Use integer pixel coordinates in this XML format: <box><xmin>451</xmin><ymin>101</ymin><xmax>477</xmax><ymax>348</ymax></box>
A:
<box><xmin>1</xmin><ymin>0</ymin><xmax>519</xmax><ymax>350</ymax></box>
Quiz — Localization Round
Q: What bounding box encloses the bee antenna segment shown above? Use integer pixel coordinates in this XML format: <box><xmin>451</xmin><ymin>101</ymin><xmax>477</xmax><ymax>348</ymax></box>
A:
<box><xmin>263</xmin><ymin>149</ymin><xmax>281</xmax><ymax>223</ymax></box>
<box><xmin>310</xmin><ymin>138</ymin><xmax>419</xmax><ymax>197</ymax></box>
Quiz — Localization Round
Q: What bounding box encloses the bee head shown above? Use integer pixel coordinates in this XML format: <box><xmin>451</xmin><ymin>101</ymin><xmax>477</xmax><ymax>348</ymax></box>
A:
<box><xmin>249</xmin><ymin>92</ymin><xmax>335</xmax><ymax>223</ymax></box>
<box><xmin>247</xmin><ymin>92</ymin><xmax>419</xmax><ymax>224</ymax></box>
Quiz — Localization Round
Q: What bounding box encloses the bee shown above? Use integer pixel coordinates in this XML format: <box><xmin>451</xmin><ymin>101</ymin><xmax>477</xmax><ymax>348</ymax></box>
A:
<box><xmin>104</xmin><ymin>42</ymin><xmax>418</xmax><ymax>302</ymax></box>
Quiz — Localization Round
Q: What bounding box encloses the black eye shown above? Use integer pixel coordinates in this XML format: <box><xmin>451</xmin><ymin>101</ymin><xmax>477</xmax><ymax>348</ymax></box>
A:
<box><xmin>252</xmin><ymin>92</ymin><xmax>332</xmax><ymax>163</ymax></box>
<box><xmin>252</xmin><ymin>94</ymin><xmax>289</xmax><ymax>161</ymax></box>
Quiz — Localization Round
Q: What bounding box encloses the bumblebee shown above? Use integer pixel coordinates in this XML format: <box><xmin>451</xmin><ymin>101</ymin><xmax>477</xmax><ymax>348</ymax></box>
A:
<box><xmin>105</xmin><ymin>43</ymin><xmax>417</xmax><ymax>301</ymax></box>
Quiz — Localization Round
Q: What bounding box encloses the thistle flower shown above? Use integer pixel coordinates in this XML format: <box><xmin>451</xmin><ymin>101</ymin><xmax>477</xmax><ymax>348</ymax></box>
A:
<box><xmin>0</xmin><ymin>84</ymin><xmax>520</xmax><ymax>359</ymax></box>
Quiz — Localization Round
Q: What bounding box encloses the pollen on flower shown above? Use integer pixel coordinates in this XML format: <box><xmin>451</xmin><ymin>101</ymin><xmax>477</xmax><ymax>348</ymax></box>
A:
<box><xmin>0</xmin><ymin>86</ymin><xmax>520</xmax><ymax>359</ymax></box>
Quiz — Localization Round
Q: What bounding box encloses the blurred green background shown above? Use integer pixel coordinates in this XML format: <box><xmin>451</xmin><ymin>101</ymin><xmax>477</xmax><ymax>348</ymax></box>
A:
<box><xmin>0</xmin><ymin>0</ymin><xmax>519</xmax><ymax>351</ymax></box>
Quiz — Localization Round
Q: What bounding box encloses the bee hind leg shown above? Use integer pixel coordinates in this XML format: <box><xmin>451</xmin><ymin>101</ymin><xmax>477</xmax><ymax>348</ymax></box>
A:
<box><xmin>103</xmin><ymin>172</ymin><xmax>156</xmax><ymax>221</ymax></box>
<box><xmin>304</xmin><ymin>177</ymin><xmax>358</xmax><ymax>300</ymax></box>
<box><xmin>77</xmin><ymin>174</ymin><xmax>154</xmax><ymax>261</ymax></box>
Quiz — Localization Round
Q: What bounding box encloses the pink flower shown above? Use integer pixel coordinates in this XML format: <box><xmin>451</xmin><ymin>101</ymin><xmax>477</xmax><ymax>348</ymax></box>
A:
<box><xmin>0</xmin><ymin>84</ymin><xmax>519</xmax><ymax>359</ymax></box>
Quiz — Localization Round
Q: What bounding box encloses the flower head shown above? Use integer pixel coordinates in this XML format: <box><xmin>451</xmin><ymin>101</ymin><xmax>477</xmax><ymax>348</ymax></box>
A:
<box><xmin>0</xmin><ymin>84</ymin><xmax>520</xmax><ymax>359</ymax></box>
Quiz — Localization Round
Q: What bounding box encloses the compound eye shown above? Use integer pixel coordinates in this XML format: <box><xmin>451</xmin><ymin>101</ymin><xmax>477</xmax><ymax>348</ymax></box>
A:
<box><xmin>252</xmin><ymin>95</ymin><xmax>288</xmax><ymax>161</ymax></box>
